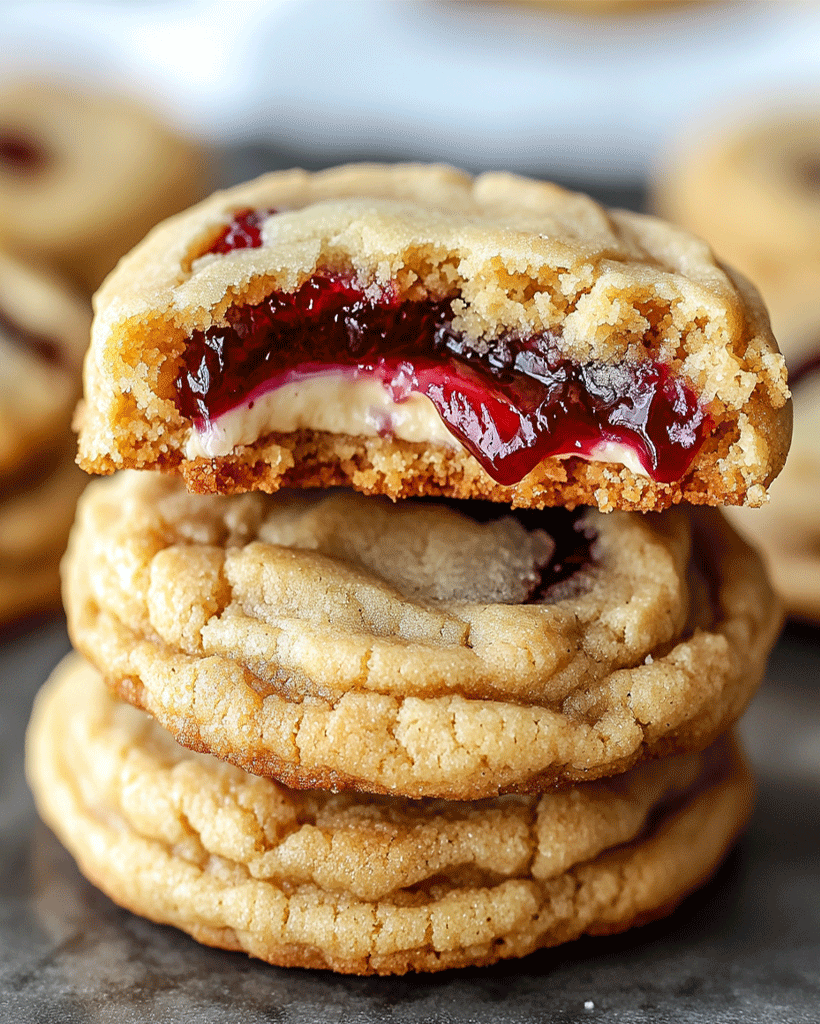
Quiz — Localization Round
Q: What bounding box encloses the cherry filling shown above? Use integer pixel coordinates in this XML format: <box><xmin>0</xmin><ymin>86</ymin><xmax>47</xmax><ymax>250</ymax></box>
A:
<box><xmin>440</xmin><ymin>499</ymin><xmax>595</xmax><ymax>600</ymax></box>
<box><xmin>0</xmin><ymin>307</ymin><xmax>61</xmax><ymax>367</ymax></box>
<box><xmin>0</xmin><ymin>131</ymin><xmax>49</xmax><ymax>173</ymax></box>
<box><xmin>204</xmin><ymin>208</ymin><xmax>277</xmax><ymax>256</ymax></box>
<box><xmin>174</xmin><ymin>274</ymin><xmax>710</xmax><ymax>486</ymax></box>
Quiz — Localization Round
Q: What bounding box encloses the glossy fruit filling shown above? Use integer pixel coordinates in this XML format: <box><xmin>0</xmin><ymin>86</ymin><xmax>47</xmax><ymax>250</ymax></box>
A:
<box><xmin>174</xmin><ymin>274</ymin><xmax>710</xmax><ymax>486</ymax></box>
<box><xmin>449</xmin><ymin>499</ymin><xmax>594</xmax><ymax>600</ymax></box>
<box><xmin>204</xmin><ymin>208</ymin><xmax>276</xmax><ymax>256</ymax></box>
<box><xmin>0</xmin><ymin>307</ymin><xmax>61</xmax><ymax>366</ymax></box>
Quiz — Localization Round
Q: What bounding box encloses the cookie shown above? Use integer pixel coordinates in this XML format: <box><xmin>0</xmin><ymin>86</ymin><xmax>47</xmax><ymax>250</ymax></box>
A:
<box><xmin>75</xmin><ymin>164</ymin><xmax>790</xmax><ymax>513</ymax></box>
<box><xmin>63</xmin><ymin>471</ymin><xmax>780</xmax><ymax>799</ymax></box>
<box><xmin>0</xmin><ymin>81</ymin><xmax>210</xmax><ymax>293</ymax></box>
<box><xmin>528</xmin><ymin>1</ymin><xmax>713</xmax><ymax>14</ymax></box>
<box><xmin>0</xmin><ymin>248</ymin><xmax>90</xmax><ymax>480</ymax></box>
<box><xmin>726</xmin><ymin>366</ymin><xmax>820</xmax><ymax>621</ymax></box>
<box><xmin>26</xmin><ymin>653</ymin><xmax>754</xmax><ymax>975</ymax></box>
<box><xmin>0</xmin><ymin>446</ymin><xmax>86</xmax><ymax>622</ymax></box>
<box><xmin>654</xmin><ymin>111</ymin><xmax>820</xmax><ymax>367</ymax></box>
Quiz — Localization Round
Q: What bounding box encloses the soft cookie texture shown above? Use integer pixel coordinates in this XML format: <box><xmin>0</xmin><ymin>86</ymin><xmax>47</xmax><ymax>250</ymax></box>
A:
<box><xmin>76</xmin><ymin>163</ymin><xmax>790</xmax><ymax>512</ymax></box>
<box><xmin>26</xmin><ymin>654</ymin><xmax>754</xmax><ymax>976</ymax></box>
<box><xmin>655</xmin><ymin>110</ymin><xmax>820</xmax><ymax>367</ymax></box>
<box><xmin>63</xmin><ymin>472</ymin><xmax>781</xmax><ymax>799</ymax></box>
<box><xmin>0</xmin><ymin>81</ymin><xmax>210</xmax><ymax>293</ymax></box>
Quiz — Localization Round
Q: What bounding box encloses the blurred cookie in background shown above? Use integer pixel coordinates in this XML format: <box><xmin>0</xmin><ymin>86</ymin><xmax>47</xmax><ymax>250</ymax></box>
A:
<box><xmin>654</xmin><ymin>109</ymin><xmax>820</xmax><ymax>368</ymax></box>
<box><xmin>534</xmin><ymin>1</ymin><xmax>716</xmax><ymax>14</ymax></box>
<box><xmin>726</xmin><ymin>365</ymin><xmax>820</xmax><ymax>623</ymax></box>
<box><xmin>0</xmin><ymin>249</ymin><xmax>89</xmax><ymax>477</ymax></box>
<box><xmin>0</xmin><ymin>81</ymin><xmax>211</xmax><ymax>294</ymax></box>
<box><xmin>0</xmin><ymin>445</ymin><xmax>86</xmax><ymax>624</ymax></box>
<box><xmin>0</xmin><ymin>249</ymin><xmax>90</xmax><ymax>623</ymax></box>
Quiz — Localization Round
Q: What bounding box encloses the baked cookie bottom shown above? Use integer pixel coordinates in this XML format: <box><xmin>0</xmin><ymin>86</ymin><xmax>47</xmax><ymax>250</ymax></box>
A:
<box><xmin>142</xmin><ymin>425</ymin><xmax>780</xmax><ymax>515</ymax></box>
<box><xmin>26</xmin><ymin>654</ymin><xmax>754</xmax><ymax>976</ymax></box>
<box><xmin>0</xmin><ymin>451</ymin><xmax>86</xmax><ymax>623</ymax></box>
<box><xmin>64</xmin><ymin>472</ymin><xmax>781</xmax><ymax>799</ymax></box>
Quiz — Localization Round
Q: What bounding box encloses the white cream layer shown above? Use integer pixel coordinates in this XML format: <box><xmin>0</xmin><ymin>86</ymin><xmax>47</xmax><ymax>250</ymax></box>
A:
<box><xmin>184</xmin><ymin>375</ymin><xmax>457</xmax><ymax>459</ymax></box>
<box><xmin>183</xmin><ymin>371</ymin><xmax>650</xmax><ymax>478</ymax></box>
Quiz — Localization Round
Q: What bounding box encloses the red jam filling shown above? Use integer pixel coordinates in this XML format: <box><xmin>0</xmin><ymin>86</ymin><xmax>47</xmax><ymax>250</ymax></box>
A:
<box><xmin>0</xmin><ymin>307</ymin><xmax>61</xmax><ymax>367</ymax></box>
<box><xmin>0</xmin><ymin>131</ymin><xmax>49</xmax><ymax>173</ymax></box>
<box><xmin>204</xmin><ymin>208</ymin><xmax>276</xmax><ymax>256</ymax></box>
<box><xmin>447</xmin><ymin>499</ymin><xmax>594</xmax><ymax>600</ymax></box>
<box><xmin>174</xmin><ymin>274</ymin><xmax>710</xmax><ymax>486</ymax></box>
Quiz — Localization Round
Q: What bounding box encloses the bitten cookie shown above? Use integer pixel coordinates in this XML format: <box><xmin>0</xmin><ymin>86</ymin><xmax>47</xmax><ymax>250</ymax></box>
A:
<box><xmin>0</xmin><ymin>81</ymin><xmax>210</xmax><ymax>293</ymax></box>
<box><xmin>654</xmin><ymin>110</ymin><xmax>820</xmax><ymax>367</ymax></box>
<box><xmin>26</xmin><ymin>654</ymin><xmax>754</xmax><ymax>976</ymax></box>
<box><xmin>75</xmin><ymin>164</ymin><xmax>790</xmax><ymax>513</ymax></box>
<box><xmin>63</xmin><ymin>471</ymin><xmax>781</xmax><ymax>799</ymax></box>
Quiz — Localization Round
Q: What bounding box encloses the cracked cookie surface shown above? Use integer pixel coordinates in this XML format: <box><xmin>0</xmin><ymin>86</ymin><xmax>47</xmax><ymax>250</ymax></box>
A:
<box><xmin>26</xmin><ymin>654</ymin><xmax>754</xmax><ymax>975</ymax></box>
<box><xmin>76</xmin><ymin>163</ymin><xmax>790</xmax><ymax>512</ymax></box>
<box><xmin>64</xmin><ymin>472</ymin><xmax>780</xmax><ymax>798</ymax></box>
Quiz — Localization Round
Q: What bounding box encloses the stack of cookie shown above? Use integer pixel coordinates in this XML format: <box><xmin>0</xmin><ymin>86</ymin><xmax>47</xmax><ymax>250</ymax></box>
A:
<box><xmin>27</xmin><ymin>166</ymin><xmax>790</xmax><ymax>974</ymax></box>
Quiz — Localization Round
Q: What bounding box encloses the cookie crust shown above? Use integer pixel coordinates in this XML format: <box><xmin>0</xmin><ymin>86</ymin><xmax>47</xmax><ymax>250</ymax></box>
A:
<box><xmin>76</xmin><ymin>163</ymin><xmax>790</xmax><ymax>512</ymax></box>
<box><xmin>26</xmin><ymin>654</ymin><xmax>754</xmax><ymax>976</ymax></box>
<box><xmin>64</xmin><ymin>472</ymin><xmax>781</xmax><ymax>799</ymax></box>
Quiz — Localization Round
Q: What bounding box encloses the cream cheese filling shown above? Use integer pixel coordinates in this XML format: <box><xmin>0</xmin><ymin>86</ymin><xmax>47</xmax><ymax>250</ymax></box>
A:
<box><xmin>183</xmin><ymin>371</ymin><xmax>650</xmax><ymax>478</ymax></box>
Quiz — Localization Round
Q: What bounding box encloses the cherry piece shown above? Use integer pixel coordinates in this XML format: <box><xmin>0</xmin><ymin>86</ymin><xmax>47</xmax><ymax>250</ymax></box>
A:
<box><xmin>174</xmin><ymin>273</ymin><xmax>710</xmax><ymax>486</ymax></box>
<box><xmin>439</xmin><ymin>499</ymin><xmax>594</xmax><ymax>599</ymax></box>
<box><xmin>204</xmin><ymin>208</ymin><xmax>276</xmax><ymax>256</ymax></box>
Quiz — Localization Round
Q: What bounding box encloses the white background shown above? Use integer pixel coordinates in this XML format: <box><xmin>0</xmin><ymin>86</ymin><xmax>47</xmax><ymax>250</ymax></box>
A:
<box><xmin>2</xmin><ymin>0</ymin><xmax>820</xmax><ymax>181</ymax></box>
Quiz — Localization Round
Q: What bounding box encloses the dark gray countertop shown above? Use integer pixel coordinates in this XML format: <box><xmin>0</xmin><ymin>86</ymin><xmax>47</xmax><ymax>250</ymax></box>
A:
<box><xmin>2</xmin><ymin>614</ymin><xmax>819</xmax><ymax>1024</ymax></box>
